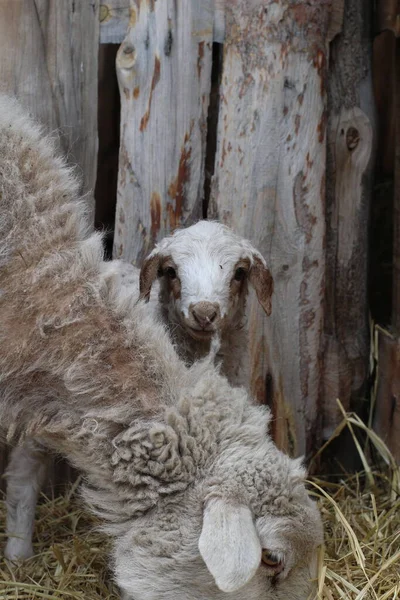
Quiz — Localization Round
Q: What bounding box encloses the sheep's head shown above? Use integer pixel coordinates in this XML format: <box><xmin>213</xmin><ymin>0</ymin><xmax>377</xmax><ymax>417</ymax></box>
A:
<box><xmin>112</xmin><ymin>392</ymin><xmax>323</xmax><ymax>600</ymax></box>
<box><xmin>139</xmin><ymin>221</ymin><xmax>273</xmax><ymax>341</ymax></box>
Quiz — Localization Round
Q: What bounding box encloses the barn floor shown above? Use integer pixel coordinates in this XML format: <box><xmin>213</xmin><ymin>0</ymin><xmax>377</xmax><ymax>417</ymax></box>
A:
<box><xmin>0</xmin><ymin>416</ymin><xmax>399</xmax><ymax>599</ymax></box>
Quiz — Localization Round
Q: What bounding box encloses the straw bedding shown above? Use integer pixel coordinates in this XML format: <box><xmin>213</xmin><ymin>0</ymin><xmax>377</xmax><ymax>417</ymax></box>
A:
<box><xmin>0</xmin><ymin>411</ymin><xmax>399</xmax><ymax>599</ymax></box>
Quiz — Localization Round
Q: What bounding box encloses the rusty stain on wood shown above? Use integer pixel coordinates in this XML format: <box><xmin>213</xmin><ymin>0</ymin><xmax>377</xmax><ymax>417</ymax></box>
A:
<box><xmin>317</xmin><ymin>110</ymin><xmax>327</xmax><ymax>143</ymax></box>
<box><xmin>294</xmin><ymin>114</ymin><xmax>301</xmax><ymax>135</ymax></box>
<box><xmin>150</xmin><ymin>192</ymin><xmax>161</xmax><ymax>241</ymax></box>
<box><xmin>293</xmin><ymin>171</ymin><xmax>316</xmax><ymax>243</ymax></box>
<box><xmin>140</xmin><ymin>55</ymin><xmax>161</xmax><ymax>132</ymax></box>
<box><xmin>167</xmin><ymin>128</ymin><xmax>193</xmax><ymax>230</ymax></box>
<box><xmin>197</xmin><ymin>40</ymin><xmax>205</xmax><ymax>78</ymax></box>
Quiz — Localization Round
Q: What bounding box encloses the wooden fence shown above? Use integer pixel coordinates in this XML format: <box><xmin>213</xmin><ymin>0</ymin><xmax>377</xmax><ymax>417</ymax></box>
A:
<box><xmin>0</xmin><ymin>0</ymin><xmax>399</xmax><ymax>485</ymax></box>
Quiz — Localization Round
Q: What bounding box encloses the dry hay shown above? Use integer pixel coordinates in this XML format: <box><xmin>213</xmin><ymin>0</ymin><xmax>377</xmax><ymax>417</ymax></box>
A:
<box><xmin>0</xmin><ymin>479</ymin><xmax>118</xmax><ymax>599</ymax></box>
<box><xmin>0</xmin><ymin>407</ymin><xmax>399</xmax><ymax>599</ymax></box>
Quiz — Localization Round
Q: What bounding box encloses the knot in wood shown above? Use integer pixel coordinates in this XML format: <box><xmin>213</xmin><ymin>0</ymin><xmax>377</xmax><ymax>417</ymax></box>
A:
<box><xmin>346</xmin><ymin>127</ymin><xmax>360</xmax><ymax>151</ymax></box>
<box><xmin>99</xmin><ymin>4</ymin><xmax>109</xmax><ymax>23</ymax></box>
<box><xmin>123</xmin><ymin>45</ymin><xmax>135</xmax><ymax>55</ymax></box>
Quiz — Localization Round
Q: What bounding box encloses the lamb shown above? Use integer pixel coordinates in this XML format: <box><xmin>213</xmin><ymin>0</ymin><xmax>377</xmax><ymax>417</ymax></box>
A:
<box><xmin>135</xmin><ymin>219</ymin><xmax>274</xmax><ymax>388</ymax></box>
<box><xmin>0</xmin><ymin>95</ymin><xmax>323</xmax><ymax>599</ymax></box>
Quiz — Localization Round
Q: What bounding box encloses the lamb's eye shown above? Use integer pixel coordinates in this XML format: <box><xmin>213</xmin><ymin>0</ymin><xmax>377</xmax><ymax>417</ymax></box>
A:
<box><xmin>261</xmin><ymin>550</ymin><xmax>281</xmax><ymax>568</ymax></box>
<box><xmin>234</xmin><ymin>267</ymin><xmax>246</xmax><ymax>281</ymax></box>
<box><xmin>165</xmin><ymin>267</ymin><xmax>177</xmax><ymax>279</ymax></box>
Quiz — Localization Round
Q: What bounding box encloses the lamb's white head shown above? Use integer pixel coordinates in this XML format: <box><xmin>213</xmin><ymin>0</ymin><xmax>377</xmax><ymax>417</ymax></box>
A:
<box><xmin>139</xmin><ymin>221</ymin><xmax>274</xmax><ymax>342</ymax></box>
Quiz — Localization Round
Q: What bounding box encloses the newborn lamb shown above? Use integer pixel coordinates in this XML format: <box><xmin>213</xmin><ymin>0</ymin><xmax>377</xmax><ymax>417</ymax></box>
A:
<box><xmin>0</xmin><ymin>95</ymin><xmax>323</xmax><ymax>600</ymax></box>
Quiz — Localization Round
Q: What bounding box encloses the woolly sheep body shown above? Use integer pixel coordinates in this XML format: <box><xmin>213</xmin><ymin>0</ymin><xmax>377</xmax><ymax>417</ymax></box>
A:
<box><xmin>0</xmin><ymin>95</ymin><xmax>323</xmax><ymax>599</ymax></box>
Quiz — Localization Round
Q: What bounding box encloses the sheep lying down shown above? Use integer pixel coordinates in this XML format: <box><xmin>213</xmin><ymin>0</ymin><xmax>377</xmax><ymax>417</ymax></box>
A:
<box><xmin>0</xmin><ymin>94</ymin><xmax>323</xmax><ymax>599</ymax></box>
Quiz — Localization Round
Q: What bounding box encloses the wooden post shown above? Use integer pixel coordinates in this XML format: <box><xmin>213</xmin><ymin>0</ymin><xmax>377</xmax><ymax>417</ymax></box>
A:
<box><xmin>209</xmin><ymin>0</ymin><xmax>336</xmax><ymax>458</ymax></box>
<box><xmin>0</xmin><ymin>0</ymin><xmax>100</xmax><ymax>484</ymax></box>
<box><xmin>323</xmin><ymin>0</ymin><xmax>375</xmax><ymax>439</ymax></box>
<box><xmin>373</xmin><ymin>18</ymin><xmax>400</xmax><ymax>462</ymax></box>
<box><xmin>113</xmin><ymin>0</ymin><xmax>214</xmax><ymax>265</ymax></box>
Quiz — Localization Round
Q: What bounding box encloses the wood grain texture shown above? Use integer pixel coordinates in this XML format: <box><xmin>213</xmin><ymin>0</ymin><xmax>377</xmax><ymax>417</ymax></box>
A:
<box><xmin>100</xmin><ymin>1</ymin><xmax>131</xmax><ymax>43</ymax></box>
<box><xmin>323</xmin><ymin>0</ymin><xmax>375</xmax><ymax>439</ymax></box>
<box><xmin>0</xmin><ymin>0</ymin><xmax>99</xmax><ymax>485</ymax></box>
<box><xmin>209</xmin><ymin>0</ymin><xmax>333</xmax><ymax>458</ymax></box>
<box><xmin>113</xmin><ymin>0</ymin><xmax>214</xmax><ymax>265</ymax></box>
<box><xmin>373</xmin><ymin>329</ymin><xmax>400</xmax><ymax>463</ymax></box>
<box><xmin>0</xmin><ymin>0</ymin><xmax>99</xmax><ymax>223</ymax></box>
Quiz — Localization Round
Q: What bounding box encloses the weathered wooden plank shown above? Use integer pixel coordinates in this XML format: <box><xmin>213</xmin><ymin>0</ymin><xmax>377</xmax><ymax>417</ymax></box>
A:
<box><xmin>0</xmin><ymin>0</ymin><xmax>99</xmax><ymax>485</ymax></box>
<box><xmin>99</xmin><ymin>0</ymin><xmax>225</xmax><ymax>44</ymax></box>
<box><xmin>373</xmin><ymin>329</ymin><xmax>400</xmax><ymax>463</ymax></box>
<box><xmin>113</xmin><ymin>0</ymin><xmax>214</xmax><ymax>265</ymax></box>
<box><xmin>0</xmin><ymin>0</ymin><xmax>99</xmax><ymax>223</ymax></box>
<box><xmin>100</xmin><ymin>1</ymin><xmax>131</xmax><ymax>43</ymax></box>
<box><xmin>209</xmin><ymin>0</ymin><xmax>334</xmax><ymax>458</ymax></box>
<box><xmin>323</xmin><ymin>0</ymin><xmax>375</xmax><ymax>440</ymax></box>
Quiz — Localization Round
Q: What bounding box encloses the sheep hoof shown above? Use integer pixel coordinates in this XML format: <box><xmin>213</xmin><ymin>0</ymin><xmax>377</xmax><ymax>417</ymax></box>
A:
<box><xmin>4</xmin><ymin>539</ymin><xmax>34</xmax><ymax>562</ymax></box>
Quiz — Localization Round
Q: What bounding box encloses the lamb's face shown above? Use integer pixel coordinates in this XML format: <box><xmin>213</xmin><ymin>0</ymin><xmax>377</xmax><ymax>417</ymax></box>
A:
<box><xmin>139</xmin><ymin>221</ymin><xmax>273</xmax><ymax>342</ymax></box>
<box><xmin>113</xmin><ymin>449</ymin><xmax>323</xmax><ymax>600</ymax></box>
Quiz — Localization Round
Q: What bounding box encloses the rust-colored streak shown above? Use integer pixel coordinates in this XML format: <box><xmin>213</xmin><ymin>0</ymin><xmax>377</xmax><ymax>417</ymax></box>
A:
<box><xmin>220</xmin><ymin>139</ymin><xmax>227</xmax><ymax>168</ymax></box>
<box><xmin>299</xmin><ymin>308</ymin><xmax>314</xmax><ymax>399</ymax></box>
<box><xmin>197</xmin><ymin>41</ymin><xmax>204</xmax><ymax>79</ymax></box>
<box><xmin>294</xmin><ymin>114</ymin><xmax>301</xmax><ymax>135</ymax></box>
<box><xmin>317</xmin><ymin>110</ymin><xmax>327</xmax><ymax>143</ymax></box>
<box><xmin>298</xmin><ymin>92</ymin><xmax>304</xmax><ymax>105</ymax></box>
<box><xmin>167</xmin><ymin>125</ymin><xmax>194</xmax><ymax>230</ymax></box>
<box><xmin>148</xmin><ymin>0</ymin><xmax>155</xmax><ymax>11</ymax></box>
<box><xmin>140</xmin><ymin>56</ymin><xmax>161</xmax><ymax>132</ymax></box>
<box><xmin>150</xmin><ymin>192</ymin><xmax>161</xmax><ymax>242</ymax></box>
<box><xmin>239</xmin><ymin>73</ymin><xmax>255</xmax><ymax>99</ymax></box>
<box><xmin>293</xmin><ymin>171</ymin><xmax>316</xmax><ymax>244</ymax></box>
<box><xmin>268</xmin><ymin>376</ymin><xmax>297</xmax><ymax>456</ymax></box>
<box><xmin>133</xmin><ymin>86</ymin><xmax>140</xmax><ymax>99</ymax></box>
<box><xmin>313</xmin><ymin>48</ymin><xmax>326</xmax><ymax>76</ymax></box>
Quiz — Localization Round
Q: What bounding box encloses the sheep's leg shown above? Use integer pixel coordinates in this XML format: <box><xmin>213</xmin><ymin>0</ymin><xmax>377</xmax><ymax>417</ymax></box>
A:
<box><xmin>4</xmin><ymin>439</ymin><xmax>51</xmax><ymax>561</ymax></box>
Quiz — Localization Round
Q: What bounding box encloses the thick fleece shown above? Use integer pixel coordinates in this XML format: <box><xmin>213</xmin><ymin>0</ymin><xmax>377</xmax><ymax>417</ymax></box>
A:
<box><xmin>0</xmin><ymin>95</ymin><xmax>322</xmax><ymax>599</ymax></box>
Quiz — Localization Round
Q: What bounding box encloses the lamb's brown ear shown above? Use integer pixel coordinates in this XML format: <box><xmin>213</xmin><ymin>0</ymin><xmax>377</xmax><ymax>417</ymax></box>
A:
<box><xmin>139</xmin><ymin>252</ymin><xmax>161</xmax><ymax>302</ymax></box>
<box><xmin>248</xmin><ymin>255</ymin><xmax>274</xmax><ymax>316</ymax></box>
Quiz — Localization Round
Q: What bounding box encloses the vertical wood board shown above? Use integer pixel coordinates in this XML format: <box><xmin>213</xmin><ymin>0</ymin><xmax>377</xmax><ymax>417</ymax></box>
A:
<box><xmin>209</xmin><ymin>0</ymin><xmax>333</xmax><ymax>457</ymax></box>
<box><xmin>323</xmin><ymin>1</ymin><xmax>375</xmax><ymax>441</ymax></box>
<box><xmin>113</xmin><ymin>0</ymin><xmax>214</xmax><ymax>265</ymax></box>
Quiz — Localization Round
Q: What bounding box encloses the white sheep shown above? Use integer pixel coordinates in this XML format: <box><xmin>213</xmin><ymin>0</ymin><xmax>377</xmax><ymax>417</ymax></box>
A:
<box><xmin>0</xmin><ymin>95</ymin><xmax>323</xmax><ymax>599</ymax></box>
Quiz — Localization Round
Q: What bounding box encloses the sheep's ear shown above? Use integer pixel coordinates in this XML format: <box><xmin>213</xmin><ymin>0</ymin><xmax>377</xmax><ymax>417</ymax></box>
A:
<box><xmin>249</xmin><ymin>255</ymin><xmax>274</xmax><ymax>316</ymax></box>
<box><xmin>139</xmin><ymin>252</ymin><xmax>161</xmax><ymax>302</ymax></box>
<box><xmin>199</xmin><ymin>498</ymin><xmax>261</xmax><ymax>593</ymax></box>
